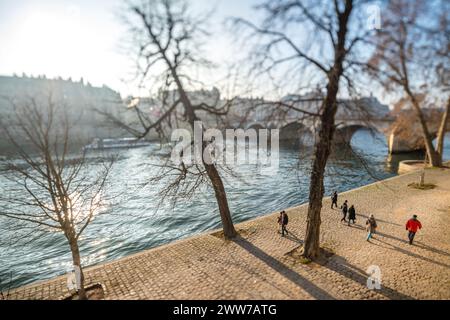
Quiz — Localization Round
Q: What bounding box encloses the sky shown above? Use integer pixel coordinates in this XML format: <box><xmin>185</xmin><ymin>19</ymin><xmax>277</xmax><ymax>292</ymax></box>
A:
<box><xmin>0</xmin><ymin>0</ymin><xmax>260</xmax><ymax>97</ymax></box>
<box><xmin>1</xmin><ymin>0</ymin><xmax>439</xmax><ymax>105</ymax></box>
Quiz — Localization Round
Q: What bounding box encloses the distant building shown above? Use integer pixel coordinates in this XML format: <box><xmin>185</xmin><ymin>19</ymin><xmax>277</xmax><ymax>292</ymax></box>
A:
<box><xmin>0</xmin><ymin>75</ymin><xmax>128</xmax><ymax>150</ymax></box>
<box><xmin>0</xmin><ymin>75</ymin><xmax>392</xmax><ymax>151</ymax></box>
<box><xmin>124</xmin><ymin>88</ymin><xmax>391</xmax><ymax>132</ymax></box>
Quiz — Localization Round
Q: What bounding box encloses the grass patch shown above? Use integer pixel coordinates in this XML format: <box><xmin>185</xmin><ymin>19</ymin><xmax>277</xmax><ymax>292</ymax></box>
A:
<box><xmin>298</xmin><ymin>256</ymin><xmax>312</xmax><ymax>264</ymax></box>
<box><xmin>284</xmin><ymin>245</ymin><xmax>334</xmax><ymax>266</ymax></box>
<box><xmin>62</xmin><ymin>283</ymin><xmax>105</xmax><ymax>300</ymax></box>
<box><xmin>210</xmin><ymin>230</ymin><xmax>228</xmax><ymax>240</ymax></box>
<box><xmin>407</xmin><ymin>182</ymin><xmax>436</xmax><ymax>190</ymax></box>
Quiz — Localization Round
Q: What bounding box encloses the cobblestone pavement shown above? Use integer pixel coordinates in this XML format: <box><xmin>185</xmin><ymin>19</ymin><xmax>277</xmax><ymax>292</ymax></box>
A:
<box><xmin>7</xmin><ymin>167</ymin><xmax>450</xmax><ymax>300</ymax></box>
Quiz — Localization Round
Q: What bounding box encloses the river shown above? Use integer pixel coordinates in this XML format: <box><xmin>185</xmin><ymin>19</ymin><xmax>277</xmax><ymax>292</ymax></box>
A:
<box><xmin>1</xmin><ymin>130</ymin><xmax>449</xmax><ymax>290</ymax></box>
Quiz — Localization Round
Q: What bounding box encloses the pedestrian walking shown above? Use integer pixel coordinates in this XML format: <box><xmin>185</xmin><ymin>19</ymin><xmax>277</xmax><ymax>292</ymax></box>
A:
<box><xmin>365</xmin><ymin>214</ymin><xmax>377</xmax><ymax>241</ymax></box>
<box><xmin>277</xmin><ymin>212</ymin><xmax>283</xmax><ymax>234</ymax></box>
<box><xmin>340</xmin><ymin>200</ymin><xmax>348</xmax><ymax>222</ymax></box>
<box><xmin>405</xmin><ymin>215</ymin><xmax>422</xmax><ymax>245</ymax></box>
<box><xmin>348</xmin><ymin>205</ymin><xmax>356</xmax><ymax>226</ymax></box>
<box><xmin>277</xmin><ymin>210</ymin><xmax>289</xmax><ymax>237</ymax></box>
<box><xmin>331</xmin><ymin>191</ymin><xmax>338</xmax><ymax>209</ymax></box>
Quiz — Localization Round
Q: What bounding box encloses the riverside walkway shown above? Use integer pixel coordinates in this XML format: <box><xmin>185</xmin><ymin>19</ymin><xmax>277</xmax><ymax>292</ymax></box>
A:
<box><xmin>8</xmin><ymin>166</ymin><xmax>450</xmax><ymax>299</ymax></box>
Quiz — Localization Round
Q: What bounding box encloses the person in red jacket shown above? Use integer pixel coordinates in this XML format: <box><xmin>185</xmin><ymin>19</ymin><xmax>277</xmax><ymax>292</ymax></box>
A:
<box><xmin>406</xmin><ymin>215</ymin><xmax>422</xmax><ymax>245</ymax></box>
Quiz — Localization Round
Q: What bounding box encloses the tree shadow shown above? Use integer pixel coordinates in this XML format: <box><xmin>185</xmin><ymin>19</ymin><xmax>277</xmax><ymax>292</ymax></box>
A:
<box><xmin>234</xmin><ymin>236</ymin><xmax>334</xmax><ymax>300</ymax></box>
<box><xmin>223</xmin><ymin>245</ymin><xmax>305</xmax><ymax>299</ymax></box>
<box><xmin>322</xmin><ymin>256</ymin><xmax>414</xmax><ymax>300</ymax></box>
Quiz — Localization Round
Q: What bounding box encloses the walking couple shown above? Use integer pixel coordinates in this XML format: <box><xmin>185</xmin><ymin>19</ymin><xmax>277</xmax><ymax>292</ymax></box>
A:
<box><xmin>332</xmin><ymin>192</ymin><xmax>356</xmax><ymax>226</ymax></box>
<box><xmin>278</xmin><ymin>210</ymin><xmax>289</xmax><ymax>237</ymax></box>
<box><xmin>340</xmin><ymin>200</ymin><xmax>356</xmax><ymax>225</ymax></box>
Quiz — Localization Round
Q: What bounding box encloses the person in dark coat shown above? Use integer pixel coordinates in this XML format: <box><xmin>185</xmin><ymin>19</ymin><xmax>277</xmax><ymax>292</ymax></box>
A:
<box><xmin>282</xmin><ymin>211</ymin><xmax>289</xmax><ymax>236</ymax></box>
<box><xmin>340</xmin><ymin>200</ymin><xmax>348</xmax><ymax>222</ymax></box>
<box><xmin>277</xmin><ymin>210</ymin><xmax>289</xmax><ymax>236</ymax></box>
<box><xmin>348</xmin><ymin>205</ymin><xmax>356</xmax><ymax>225</ymax></box>
<box><xmin>277</xmin><ymin>212</ymin><xmax>282</xmax><ymax>234</ymax></box>
<box><xmin>331</xmin><ymin>191</ymin><xmax>338</xmax><ymax>209</ymax></box>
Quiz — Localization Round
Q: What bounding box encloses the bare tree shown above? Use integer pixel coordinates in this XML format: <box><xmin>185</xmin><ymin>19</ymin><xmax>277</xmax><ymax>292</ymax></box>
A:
<box><xmin>233</xmin><ymin>0</ymin><xmax>380</xmax><ymax>259</ymax></box>
<box><xmin>433</xmin><ymin>6</ymin><xmax>450</xmax><ymax>159</ymax></box>
<box><xmin>436</xmin><ymin>98</ymin><xmax>450</xmax><ymax>158</ymax></box>
<box><xmin>106</xmin><ymin>0</ymin><xmax>238</xmax><ymax>238</ymax></box>
<box><xmin>364</xmin><ymin>0</ymin><xmax>449</xmax><ymax>166</ymax></box>
<box><xmin>0</xmin><ymin>96</ymin><xmax>113</xmax><ymax>299</ymax></box>
<box><xmin>389</xmin><ymin>102</ymin><xmax>448</xmax><ymax>154</ymax></box>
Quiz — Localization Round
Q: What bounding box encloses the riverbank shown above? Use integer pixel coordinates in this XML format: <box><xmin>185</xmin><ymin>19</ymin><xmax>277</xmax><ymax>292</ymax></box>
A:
<box><xmin>6</xmin><ymin>165</ymin><xmax>450</xmax><ymax>300</ymax></box>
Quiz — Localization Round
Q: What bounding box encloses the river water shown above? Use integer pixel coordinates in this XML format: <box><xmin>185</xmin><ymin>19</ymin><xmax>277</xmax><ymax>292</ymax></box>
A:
<box><xmin>1</xmin><ymin>130</ymin><xmax>449</xmax><ymax>290</ymax></box>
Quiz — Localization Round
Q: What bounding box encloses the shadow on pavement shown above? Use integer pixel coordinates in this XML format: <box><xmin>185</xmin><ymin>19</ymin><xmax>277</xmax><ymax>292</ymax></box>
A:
<box><xmin>322</xmin><ymin>256</ymin><xmax>414</xmax><ymax>300</ymax></box>
<box><xmin>371</xmin><ymin>237</ymin><xmax>450</xmax><ymax>269</ymax></box>
<box><xmin>283</xmin><ymin>232</ymin><xmax>304</xmax><ymax>245</ymax></box>
<box><xmin>234</xmin><ymin>236</ymin><xmax>334</xmax><ymax>300</ymax></box>
<box><xmin>346</xmin><ymin>223</ymin><xmax>365</xmax><ymax>230</ymax></box>
<box><xmin>414</xmin><ymin>241</ymin><xmax>450</xmax><ymax>258</ymax></box>
<box><xmin>376</xmin><ymin>232</ymin><xmax>450</xmax><ymax>258</ymax></box>
<box><xmin>356</xmin><ymin>213</ymin><xmax>402</xmax><ymax>227</ymax></box>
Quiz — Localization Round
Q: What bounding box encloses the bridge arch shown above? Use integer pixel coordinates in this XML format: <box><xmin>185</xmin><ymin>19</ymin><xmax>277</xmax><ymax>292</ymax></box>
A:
<box><xmin>280</xmin><ymin>122</ymin><xmax>314</xmax><ymax>147</ymax></box>
<box><xmin>334</xmin><ymin>123</ymin><xmax>379</xmax><ymax>144</ymax></box>
<box><xmin>245</xmin><ymin>122</ymin><xmax>266</xmax><ymax>131</ymax></box>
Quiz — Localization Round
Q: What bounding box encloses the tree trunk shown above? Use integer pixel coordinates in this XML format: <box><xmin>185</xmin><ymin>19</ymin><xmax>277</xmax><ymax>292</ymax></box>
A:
<box><xmin>302</xmin><ymin>81</ymin><xmax>340</xmax><ymax>259</ymax></box>
<box><xmin>171</xmin><ymin>68</ymin><xmax>237</xmax><ymax>239</ymax></box>
<box><xmin>436</xmin><ymin>97</ymin><xmax>450</xmax><ymax>160</ymax></box>
<box><xmin>406</xmin><ymin>90</ymin><xmax>442</xmax><ymax>167</ymax></box>
<box><xmin>204</xmin><ymin>161</ymin><xmax>237</xmax><ymax>239</ymax></box>
<box><xmin>302</xmin><ymin>0</ymin><xmax>352</xmax><ymax>259</ymax></box>
<box><xmin>416</xmin><ymin>110</ymin><xmax>441</xmax><ymax>167</ymax></box>
<box><xmin>69</xmin><ymin>240</ymin><xmax>87</xmax><ymax>300</ymax></box>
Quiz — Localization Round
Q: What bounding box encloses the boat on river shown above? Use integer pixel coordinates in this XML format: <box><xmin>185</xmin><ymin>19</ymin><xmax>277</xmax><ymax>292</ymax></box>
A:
<box><xmin>83</xmin><ymin>137</ymin><xmax>152</xmax><ymax>151</ymax></box>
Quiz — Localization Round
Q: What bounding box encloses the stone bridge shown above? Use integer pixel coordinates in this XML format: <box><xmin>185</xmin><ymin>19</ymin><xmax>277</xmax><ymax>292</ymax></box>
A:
<box><xmin>242</xmin><ymin>117</ymin><xmax>393</xmax><ymax>145</ymax></box>
<box><xmin>204</xmin><ymin>97</ymin><xmax>395</xmax><ymax>147</ymax></box>
<box><xmin>200</xmin><ymin>96</ymin><xmax>448</xmax><ymax>153</ymax></box>
<box><xmin>204</xmin><ymin>115</ymin><xmax>394</xmax><ymax>148</ymax></box>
